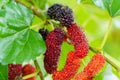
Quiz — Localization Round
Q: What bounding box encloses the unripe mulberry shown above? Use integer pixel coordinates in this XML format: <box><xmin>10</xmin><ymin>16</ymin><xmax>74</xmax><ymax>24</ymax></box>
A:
<box><xmin>39</xmin><ymin>28</ymin><xmax>49</xmax><ymax>40</ymax></box>
<box><xmin>67</xmin><ymin>24</ymin><xmax>89</xmax><ymax>58</ymax></box>
<box><xmin>44</xmin><ymin>28</ymin><xmax>64</xmax><ymax>74</ymax></box>
<box><xmin>8</xmin><ymin>64</ymin><xmax>22</xmax><ymax>80</ymax></box>
<box><xmin>75</xmin><ymin>72</ymin><xmax>92</xmax><ymax>80</ymax></box>
<box><xmin>47</xmin><ymin>4</ymin><xmax>74</xmax><ymax>27</ymax></box>
<box><xmin>75</xmin><ymin>54</ymin><xmax>105</xmax><ymax>80</ymax></box>
<box><xmin>22</xmin><ymin>64</ymin><xmax>36</xmax><ymax>80</ymax></box>
<box><xmin>52</xmin><ymin>51</ymin><xmax>81</xmax><ymax>80</ymax></box>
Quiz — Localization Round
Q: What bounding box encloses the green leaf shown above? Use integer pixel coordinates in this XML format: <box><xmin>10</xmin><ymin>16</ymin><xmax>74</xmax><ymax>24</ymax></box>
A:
<box><xmin>80</xmin><ymin>0</ymin><xmax>93</xmax><ymax>4</ymax></box>
<box><xmin>0</xmin><ymin>64</ymin><xmax>8</xmax><ymax>80</ymax></box>
<box><xmin>0</xmin><ymin>0</ymin><xmax>9</xmax><ymax>9</ymax></box>
<box><xmin>0</xmin><ymin>73</ymin><xmax>5</xmax><ymax>80</ymax></box>
<box><xmin>5</xmin><ymin>1</ymin><xmax>33</xmax><ymax>27</ymax></box>
<box><xmin>92</xmin><ymin>0</ymin><xmax>120</xmax><ymax>17</ymax></box>
<box><xmin>37</xmin><ymin>0</ymin><xmax>47</xmax><ymax>9</ymax></box>
<box><xmin>30</xmin><ymin>0</ymin><xmax>47</xmax><ymax>9</ymax></box>
<box><xmin>0</xmin><ymin>1</ymin><xmax>46</xmax><ymax>64</ymax></box>
<box><xmin>0</xmin><ymin>9</ymin><xmax>6</xmax><ymax>17</ymax></box>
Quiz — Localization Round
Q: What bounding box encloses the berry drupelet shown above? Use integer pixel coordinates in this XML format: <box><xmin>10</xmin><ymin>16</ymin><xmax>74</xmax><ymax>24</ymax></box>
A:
<box><xmin>44</xmin><ymin>28</ymin><xmax>64</xmax><ymax>74</ymax></box>
<box><xmin>47</xmin><ymin>4</ymin><xmax>74</xmax><ymax>27</ymax></box>
<box><xmin>67</xmin><ymin>23</ymin><xmax>89</xmax><ymax>58</ymax></box>
<box><xmin>75</xmin><ymin>54</ymin><xmax>105</xmax><ymax>80</ymax></box>
<box><xmin>39</xmin><ymin>28</ymin><xmax>49</xmax><ymax>40</ymax></box>
<box><xmin>8</xmin><ymin>64</ymin><xmax>22</xmax><ymax>80</ymax></box>
<box><xmin>52</xmin><ymin>51</ymin><xmax>81</xmax><ymax>80</ymax></box>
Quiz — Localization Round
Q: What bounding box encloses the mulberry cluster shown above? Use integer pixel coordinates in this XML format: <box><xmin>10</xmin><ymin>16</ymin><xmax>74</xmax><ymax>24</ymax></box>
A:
<box><xmin>22</xmin><ymin>64</ymin><xmax>36</xmax><ymax>80</ymax></box>
<box><xmin>39</xmin><ymin>28</ymin><xmax>49</xmax><ymax>40</ymax></box>
<box><xmin>8</xmin><ymin>64</ymin><xmax>36</xmax><ymax>80</ymax></box>
<box><xmin>47</xmin><ymin>4</ymin><xmax>74</xmax><ymax>27</ymax></box>
<box><xmin>75</xmin><ymin>54</ymin><xmax>105</xmax><ymax>80</ymax></box>
<box><xmin>67</xmin><ymin>23</ymin><xmax>89</xmax><ymax>58</ymax></box>
<box><xmin>8</xmin><ymin>64</ymin><xmax>22</xmax><ymax>80</ymax></box>
<box><xmin>44</xmin><ymin>3</ymin><xmax>106</xmax><ymax>80</ymax></box>
<box><xmin>44</xmin><ymin>28</ymin><xmax>64</xmax><ymax>73</ymax></box>
<box><xmin>52</xmin><ymin>51</ymin><xmax>81</xmax><ymax>80</ymax></box>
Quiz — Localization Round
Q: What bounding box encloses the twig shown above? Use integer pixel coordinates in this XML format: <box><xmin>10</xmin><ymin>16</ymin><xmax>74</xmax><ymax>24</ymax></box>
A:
<box><xmin>23</xmin><ymin>72</ymin><xmax>37</xmax><ymax>80</ymax></box>
<box><xmin>89</xmin><ymin>46</ymin><xmax>120</xmax><ymax>72</ymax></box>
<box><xmin>26</xmin><ymin>0</ymin><xmax>34</xmax><ymax>5</ymax></box>
<box><xmin>99</xmin><ymin>17</ymin><xmax>112</xmax><ymax>49</ymax></box>
<box><xmin>30</xmin><ymin>21</ymin><xmax>45</xmax><ymax>29</ymax></box>
<box><xmin>34</xmin><ymin>59</ymin><xmax>44</xmax><ymax>80</ymax></box>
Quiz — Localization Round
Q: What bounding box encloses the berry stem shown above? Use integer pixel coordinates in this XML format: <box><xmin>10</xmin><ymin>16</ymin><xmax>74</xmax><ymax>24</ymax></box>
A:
<box><xmin>47</xmin><ymin>20</ymin><xmax>55</xmax><ymax>30</ymax></box>
<box><xmin>30</xmin><ymin>21</ymin><xmax>45</xmax><ymax>29</ymax></box>
<box><xmin>26</xmin><ymin>0</ymin><xmax>35</xmax><ymax>5</ymax></box>
<box><xmin>99</xmin><ymin>17</ymin><xmax>112</xmax><ymax>50</ymax></box>
<box><xmin>22</xmin><ymin>72</ymin><xmax>37</xmax><ymax>80</ymax></box>
<box><xmin>89</xmin><ymin>46</ymin><xmax>120</xmax><ymax>72</ymax></box>
<box><xmin>104</xmin><ymin>53</ymin><xmax>120</xmax><ymax>72</ymax></box>
<box><xmin>34</xmin><ymin>59</ymin><xmax>44</xmax><ymax>80</ymax></box>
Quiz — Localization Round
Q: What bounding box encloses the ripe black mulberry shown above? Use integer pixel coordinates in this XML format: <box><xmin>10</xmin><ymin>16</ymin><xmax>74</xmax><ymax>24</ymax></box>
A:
<box><xmin>47</xmin><ymin>4</ymin><xmax>74</xmax><ymax>27</ymax></box>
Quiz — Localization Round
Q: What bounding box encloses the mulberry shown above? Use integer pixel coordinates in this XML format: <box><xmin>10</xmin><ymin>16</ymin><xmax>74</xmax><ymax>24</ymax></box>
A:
<box><xmin>75</xmin><ymin>54</ymin><xmax>105</xmax><ymax>80</ymax></box>
<box><xmin>75</xmin><ymin>72</ymin><xmax>92</xmax><ymax>80</ymax></box>
<box><xmin>22</xmin><ymin>64</ymin><xmax>36</xmax><ymax>80</ymax></box>
<box><xmin>44</xmin><ymin>28</ymin><xmax>64</xmax><ymax>74</ymax></box>
<box><xmin>8</xmin><ymin>64</ymin><xmax>22</xmax><ymax>80</ymax></box>
<box><xmin>47</xmin><ymin>4</ymin><xmax>74</xmax><ymax>27</ymax></box>
<box><xmin>67</xmin><ymin>24</ymin><xmax>89</xmax><ymax>58</ymax></box>
<box><xmin>39</xmin><ymin>28</ymin><xmax>49</xmax><ymax>40</ymax></box>
<box><xmin>52</xmin><ymin>51</ymin><xmax>81</xmax><ymax>80</ymax></box>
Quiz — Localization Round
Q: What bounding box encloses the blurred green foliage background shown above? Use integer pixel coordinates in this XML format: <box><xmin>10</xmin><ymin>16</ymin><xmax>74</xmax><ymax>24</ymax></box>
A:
<box><xmin>0</xmin><ymin>0</ymin><xmax>120</xmax><ymax>80</ymax></box>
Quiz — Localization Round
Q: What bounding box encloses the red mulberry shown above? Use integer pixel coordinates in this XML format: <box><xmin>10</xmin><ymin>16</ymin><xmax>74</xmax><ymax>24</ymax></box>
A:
<box><xmin>52</xmin><ymin>51</ymin><xmax>81</xmax><ymax>80</ymax></box>
<box><xmin>22</xmin><ymin>64</ymin><xmax>36</xmax><ymax>80</ymax></box>
<box><xmin>47</xmin><ymin>4</ymin><xmax>74</xmax><ymax>27</ymax></box>
<box><xmin>44</xmin><ymin>28</ymin><xmax>64</xmax><ymax>74</ymax></box>
<box><xmin>75</xmin><ymin>54</ymin><xmax>105</xmax><ymax>80</ymax></box>
<box><xmin>39</xmin><ymin>28</ymin><xmax>49</xmax><ymax>40</ymax></box>
<box><xmin>75</xmin><ymin>72</ymin><xmax>92</xmax><ymax>80</ymax></box>
<box><xmin>67</xmin><ymin>24</ymin><xmax>89</xmax><ymax>58</ymax></box>
<box><xmin>8</xmin><ymin>64</ymin><xmax>22</xmax><ymax>80</ymax></box>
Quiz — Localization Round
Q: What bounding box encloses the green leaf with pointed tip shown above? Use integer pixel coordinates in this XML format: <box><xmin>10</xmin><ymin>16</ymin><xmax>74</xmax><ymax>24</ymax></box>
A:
<box><xmin>0</xmin><ymin>1</ymin><xmax>46</xmax><ymax>64</ymax></box>
<box><xmin>92</xmin><ymin>0</ymin><xmax>120</xmax><ymax>17</ymax></box>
